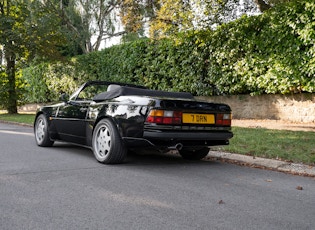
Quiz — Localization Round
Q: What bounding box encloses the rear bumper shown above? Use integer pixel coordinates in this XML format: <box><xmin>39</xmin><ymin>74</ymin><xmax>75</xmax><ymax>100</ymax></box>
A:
<box><xmin>143</xmin><ymin>130</ymin><xmax>233</xmax><ymax>141</ymax></box>
<box><xmin>122</xmin><ymin>131</ymin><xmax>233</xmax><ymax>149</ymax></box>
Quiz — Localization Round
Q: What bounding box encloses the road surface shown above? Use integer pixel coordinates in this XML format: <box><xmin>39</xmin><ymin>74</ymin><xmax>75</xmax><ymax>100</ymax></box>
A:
<box><xmin>0</xmin><ymin>123</ymin><xmax>314</xmax><ymax>230</ymax></box>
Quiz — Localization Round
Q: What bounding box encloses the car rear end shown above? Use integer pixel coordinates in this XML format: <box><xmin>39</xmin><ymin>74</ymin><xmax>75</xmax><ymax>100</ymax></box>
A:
<box><xmin>143</xmin><ymin>99</ymin><xmax>233</xmax><ymax>151</ymax></box>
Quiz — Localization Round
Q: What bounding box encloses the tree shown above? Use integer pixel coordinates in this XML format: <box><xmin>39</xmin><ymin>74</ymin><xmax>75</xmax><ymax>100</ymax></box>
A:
<box><xmin>149</xmin><ymin>0</ymin><xmax>194</xmax><ymax>38</ymax></box>
<box><xmin>0</xmin><ymin>0</ymin><xmax>64</xmax><ymax>113</ymax></box>
<box><xmin>119</xmin><ymin>0</ymin><xmax>295</xmax><ymax>39</ymax></box>
<box><xmin>44</xmin><ymin>0</ymin><xmax>126</xmax><ymax>53</ymax></box>
<box><xmin>119</xmin><ymin>0</ymin><xmax>158</xmax><ymax>39</ymax></box>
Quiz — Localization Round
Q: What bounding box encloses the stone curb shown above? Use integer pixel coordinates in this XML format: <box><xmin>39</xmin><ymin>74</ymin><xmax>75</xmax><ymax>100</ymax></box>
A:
<box><xmin>207</xmin><ymin>151</ymin><xmax>315</xmax><ymax>177</ymax></box>
<box><xmin>0</xmin><ymin>120</ymin><xmax>33</xmax><ymax>128</ymax></box>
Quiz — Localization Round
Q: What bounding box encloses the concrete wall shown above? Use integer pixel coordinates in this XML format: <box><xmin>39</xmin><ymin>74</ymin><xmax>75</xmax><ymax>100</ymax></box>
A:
<box><xmin>18</xmin><ymin>104</ymin><xmax>43</xmax><ymax>113</ymax></box>
<box><xmin>197</xmin><ymin>93</ymin><xmax>315</xmax><ymax>123</ymax></box>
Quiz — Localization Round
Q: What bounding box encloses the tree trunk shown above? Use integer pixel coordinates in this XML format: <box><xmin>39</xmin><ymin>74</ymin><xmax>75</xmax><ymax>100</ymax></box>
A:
<box><xmin>5</xmin><ymin>51</ymin><xmax>18</xmax><ymax>114</ymax></box>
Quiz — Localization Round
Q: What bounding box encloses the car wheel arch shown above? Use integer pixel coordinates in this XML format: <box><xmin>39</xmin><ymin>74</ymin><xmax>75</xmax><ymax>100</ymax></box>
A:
<box><xmin>34</xmin><ymin>112</ymin><xmax>48</xmax><ymax>126</ymax></box>
<box><xmin>35</xmin><ymin>111</ymin><xmax>59</xmax><ymax>135</ymax></box>
<box><xmin>93</xmin><ymin>116</ymin><xmax>123</xmax><ymax>137</ymax></box>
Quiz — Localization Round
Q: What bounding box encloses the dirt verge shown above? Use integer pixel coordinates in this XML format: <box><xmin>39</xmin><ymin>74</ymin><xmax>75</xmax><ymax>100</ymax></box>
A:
<box><xmin>233</xmin><ymin>119</ymin><xmax>315</xmax><ymax>132</ymax></box>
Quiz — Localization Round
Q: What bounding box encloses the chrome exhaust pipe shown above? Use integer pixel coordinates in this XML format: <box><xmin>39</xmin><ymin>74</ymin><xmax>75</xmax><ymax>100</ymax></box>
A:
<box><xmin>168</xmin><ymin>143</ymin><xmax>183</xmax><ymax>151</ymax></box>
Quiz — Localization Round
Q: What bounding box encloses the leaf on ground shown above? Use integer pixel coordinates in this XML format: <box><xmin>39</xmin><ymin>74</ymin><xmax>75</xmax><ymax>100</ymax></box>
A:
<box><xmin>296</xmin><ymin>186</ymin><xmax>303</xmax><ymax>190</ymax></box>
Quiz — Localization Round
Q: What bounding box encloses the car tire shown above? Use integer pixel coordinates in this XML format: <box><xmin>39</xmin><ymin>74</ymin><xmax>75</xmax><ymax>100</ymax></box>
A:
<box><xmin>92</xmin><ymin>119</ymin><xmax>127</xmax><ymax>164</ymax></box>
<box><xmin>34</xmin><ymin>114</ymin><xmax>54</xmax><ymax>147</ymax></box>
<box><xmin>179</xmin><ymin>147</ymin><xmax>209</xmax><ymax>160</ymax></box>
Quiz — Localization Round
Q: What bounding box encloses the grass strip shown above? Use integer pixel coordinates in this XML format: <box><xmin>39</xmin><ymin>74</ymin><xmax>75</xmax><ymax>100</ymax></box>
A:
<box><xmin>0</xmin><ymin>113</ymin><xmax>35</xmax><ymax>125</ymax></box>
<box><xmin>0</xmin><ymin>113</ymin><xmax>314</xmax><ymax>165</ymax></box>
<box><xmin>215</xmin><ymin>127</ymin><xmax>315</xmax><ymax>165</ymax></box>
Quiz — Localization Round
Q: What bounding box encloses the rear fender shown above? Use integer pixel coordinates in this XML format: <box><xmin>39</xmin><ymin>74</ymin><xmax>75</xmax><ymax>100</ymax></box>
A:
<box><xmin>87</xmin><ymin>116</ymin><xmax>123</xmax><ymax>147</ymax></box>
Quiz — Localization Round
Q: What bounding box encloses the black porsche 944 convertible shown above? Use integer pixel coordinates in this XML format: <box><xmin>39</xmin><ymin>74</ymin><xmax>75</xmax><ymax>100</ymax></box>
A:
<box><xmin>34</xmin><ymin>81</ymin><xmax>233</xmax><ymax>164</ymax></box>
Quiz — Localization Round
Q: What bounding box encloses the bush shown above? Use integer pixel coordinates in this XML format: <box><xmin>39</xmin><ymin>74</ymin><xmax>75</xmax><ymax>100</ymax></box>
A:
<box><xmin>207</xmin><ymin>0</ymin><xmax>315</xmax><ymax>95</ymax></box>
<box><xmin>22</xmin><ymin>0</ymin><xmax>315</xmax><ymax>103</ymax></box>
<box><xmin>23</xmin><ymin>62</ymin><xmax>78</xmax><ymax>103</ymax></box>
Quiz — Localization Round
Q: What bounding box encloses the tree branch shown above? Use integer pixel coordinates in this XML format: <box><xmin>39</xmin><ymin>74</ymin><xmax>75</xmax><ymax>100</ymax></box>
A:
<box><xmin>253</xmin><ymin>0</ymin><xmax>271</xmax><ymax>12</ymax></box>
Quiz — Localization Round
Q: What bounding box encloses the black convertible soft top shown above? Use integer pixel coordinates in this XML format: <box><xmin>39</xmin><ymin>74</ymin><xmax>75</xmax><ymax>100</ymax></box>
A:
<box><xmin>93</xmin><ymin>85</ymin><xmax>194</xmax><ymax>102</ymax></box>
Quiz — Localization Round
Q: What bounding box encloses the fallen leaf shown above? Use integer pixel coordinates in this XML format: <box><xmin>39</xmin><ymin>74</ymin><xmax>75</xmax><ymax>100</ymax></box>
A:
<box><xmin>218</xmin><ymin>200</ymin><xmax>225</xmax><ymax>204</ymax></box>
<box><xmin>265</xmin><ymin>179</ymin><xmax>272</xmax><ymax>182</ymax></box>
<box><xmin>296</xmin><ymin>186</ymin><xmax>303</xmax><ymax>190</ymax></box>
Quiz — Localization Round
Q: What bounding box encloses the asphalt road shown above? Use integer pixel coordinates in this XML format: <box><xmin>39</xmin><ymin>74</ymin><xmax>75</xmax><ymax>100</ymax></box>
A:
<box><xmin>1</xmin><ymin>123</ymin><xmax>315</xmax><ymax>230</ymax></box>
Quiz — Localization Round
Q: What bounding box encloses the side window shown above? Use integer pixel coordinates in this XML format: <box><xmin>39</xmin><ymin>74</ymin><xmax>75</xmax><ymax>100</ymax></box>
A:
<box><xmin>76</xmin><ymin>84</ymin><xmax>109</xmax><ymax>101</ymax></box>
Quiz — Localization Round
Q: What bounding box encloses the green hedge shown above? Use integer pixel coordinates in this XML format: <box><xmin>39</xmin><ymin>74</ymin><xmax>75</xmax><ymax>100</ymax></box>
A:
<box><xmin>22</xmin><ymin>0</ymin><xmax>315</xmax><ymax>103</ymax></box>
<box><xmin>22</xmin><ymin>62</ymin><xmax>77</xmax><ymax>103</ymax></box>
<box><xmin>205</xmin><ymin>0</ymin><xmax>315</xmax><ymax>95</ymax></box>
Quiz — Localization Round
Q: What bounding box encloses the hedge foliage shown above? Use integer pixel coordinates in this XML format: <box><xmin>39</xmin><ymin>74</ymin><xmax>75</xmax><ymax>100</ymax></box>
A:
<box><xmin>22</xmin><ymin>0</ymin><xmax>315</xmax><ymax>103</ymax></box>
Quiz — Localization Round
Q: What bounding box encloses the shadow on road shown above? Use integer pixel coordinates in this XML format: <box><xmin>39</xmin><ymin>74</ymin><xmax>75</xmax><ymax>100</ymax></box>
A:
<box><xmin>50</xmin><ymin>142</ymin><xmax>218</xmax><ymax>167</ymax></box>
<box><xmin>49</xmin><ymin>142</ymin><xmax>95</xmax><ymax>160</ymax></box>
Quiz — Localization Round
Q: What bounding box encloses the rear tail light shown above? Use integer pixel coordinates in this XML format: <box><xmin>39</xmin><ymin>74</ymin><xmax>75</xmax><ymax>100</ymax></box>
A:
<box><xmin>216</xmin><ymin>113</ymin><xmax>232</xmax><ymax>126</ymax></box>
<box><xmin>146</xmin><ymin>110</ymin><xmax>182</xmax><ymax>124</ymax></box>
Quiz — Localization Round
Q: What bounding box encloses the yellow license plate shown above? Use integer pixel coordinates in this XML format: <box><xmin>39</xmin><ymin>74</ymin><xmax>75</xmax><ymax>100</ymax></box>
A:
<box><xmin>182</xmin><ymin>113</ymin><xmax>215</xmax><ymax>124</ymax></box>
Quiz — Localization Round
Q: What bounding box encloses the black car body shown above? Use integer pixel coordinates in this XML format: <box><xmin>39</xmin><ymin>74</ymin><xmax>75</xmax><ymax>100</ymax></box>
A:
<box><xmin>34</xmin><ymin>81</ymin><xmax>233</xmax><ymax>164</ymax></box>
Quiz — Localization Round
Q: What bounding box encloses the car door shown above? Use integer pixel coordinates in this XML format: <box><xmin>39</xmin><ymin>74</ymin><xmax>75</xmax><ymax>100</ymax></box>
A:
<box><xmin>53</xmin><ymin>82</ymin><xmax>110</xmax><ymax>145</ymax></box>
<box><xmin>54</xmin><ymin>99</ymin><xmax>90</xmax><ymax>145</ymax></box>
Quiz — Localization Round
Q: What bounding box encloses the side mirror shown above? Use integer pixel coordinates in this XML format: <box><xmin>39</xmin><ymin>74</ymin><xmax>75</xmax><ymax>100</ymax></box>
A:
<box><xmin>60</xmin><ymin>93</ymin><xmax>69</xmax><ymax>102</ymax></box>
